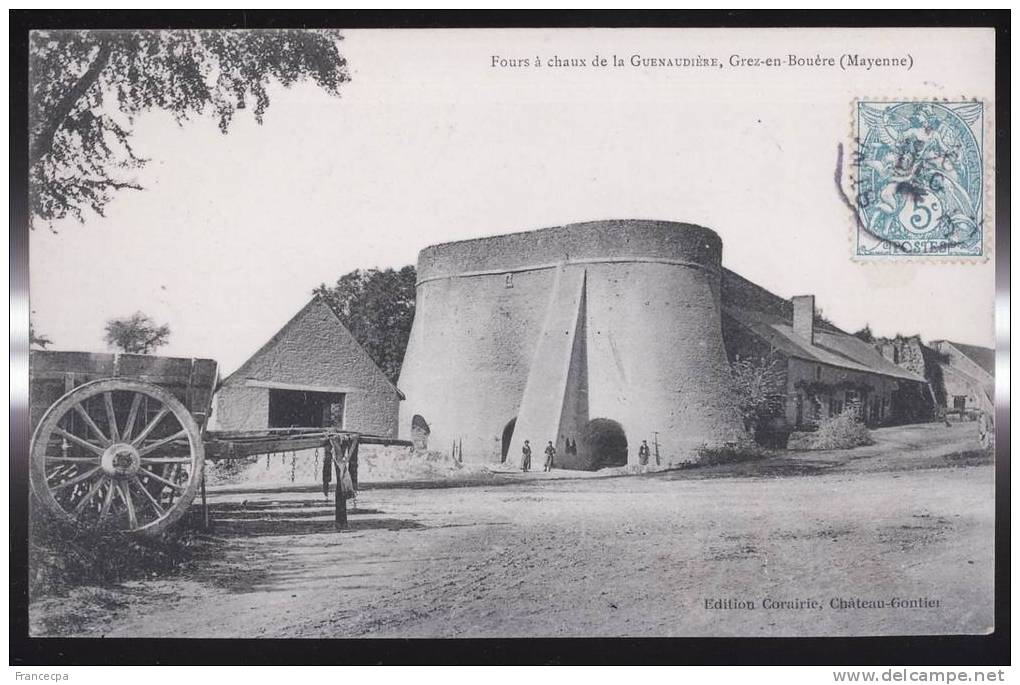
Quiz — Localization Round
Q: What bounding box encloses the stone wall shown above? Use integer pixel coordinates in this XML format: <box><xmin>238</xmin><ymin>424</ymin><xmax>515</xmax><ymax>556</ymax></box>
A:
<box><xmin>398</xmin><ymin>220</ymin><xmax>746</xmax><ymax>468</ymax></box>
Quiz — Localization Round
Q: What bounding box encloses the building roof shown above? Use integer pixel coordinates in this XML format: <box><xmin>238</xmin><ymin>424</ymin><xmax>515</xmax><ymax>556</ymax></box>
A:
<box><xmin>937</xmin><ymin>340</ymin><xmax>995</xmax><ymax>377</ymax></box>
<box><xmin>222</xmin><ymin>296</ymin><xmax>405</xmax><ymax>399</ymax></box>
<box><xmin>720</xmin><ymin>269</ymin><xmax>926</xmax><ymax>383</ymax></box>
<box><xmin>723</xmin><ymin>306</ymin><xmax>925</xmax><ymax>382</ymax></box>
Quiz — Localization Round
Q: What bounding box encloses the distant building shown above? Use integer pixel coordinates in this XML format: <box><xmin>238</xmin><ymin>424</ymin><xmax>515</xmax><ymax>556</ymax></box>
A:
<box><xmin>212</xmin><ymin>296</ymin><xmax>402</xmax><ymax>436</ymax></box>
<box><xmin>875</xmin><ymin>336</ymin><xmax>994</xmax><ymax>417</ymax></box>
<box><xmin>929</xmin><ymin>340</ymin><xmax>994</xmax><ymax>416</ymax></box>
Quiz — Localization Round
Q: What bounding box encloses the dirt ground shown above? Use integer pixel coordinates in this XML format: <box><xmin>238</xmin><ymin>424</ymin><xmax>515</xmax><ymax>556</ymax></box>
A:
<box><xmin>30</xmin><ymin>422</ymin><xmax>995</xmax><ymax>638</ymax></box>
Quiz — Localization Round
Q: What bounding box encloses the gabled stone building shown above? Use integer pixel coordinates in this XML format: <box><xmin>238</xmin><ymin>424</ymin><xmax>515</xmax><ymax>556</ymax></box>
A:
<box><xmin>929</xmin><ymin>340</ymin><xmax>994</xmax><ymax>416</ymax></box>
<box><xmin>212</xmin><ymin>296</ymin><xmax>402</xmax><ymax>436</ymax></box>
<box><xmin>874</xmin><ymin>336</ymin><xmax>994</xmax><ymax>417</ymax></box>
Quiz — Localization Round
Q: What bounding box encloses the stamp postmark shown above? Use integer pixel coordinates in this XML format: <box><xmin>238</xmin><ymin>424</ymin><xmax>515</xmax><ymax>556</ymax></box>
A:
<box><xmin>852</xmin><ymin>100</ymin><xmax>985</xmax><ymax>258</ymax></box>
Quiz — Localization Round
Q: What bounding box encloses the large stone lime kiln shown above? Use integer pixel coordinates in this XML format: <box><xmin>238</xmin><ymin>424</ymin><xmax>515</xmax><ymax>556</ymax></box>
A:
<box><xmin>397</xmin><ymin>220</ymin><xmax>745</xmax><ymax>469</ymax></box>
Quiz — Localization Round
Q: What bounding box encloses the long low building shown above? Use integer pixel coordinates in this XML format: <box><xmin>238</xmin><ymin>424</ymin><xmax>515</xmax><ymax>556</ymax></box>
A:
<box><xmin>720</xmin><ymin>271</ymin><xmax>933</xmax><ymax>434</ymax></box>
<box><xmin>397</xmin><ymin>220</ymin><xmax>932</xmax><ymax>469</ymax></box>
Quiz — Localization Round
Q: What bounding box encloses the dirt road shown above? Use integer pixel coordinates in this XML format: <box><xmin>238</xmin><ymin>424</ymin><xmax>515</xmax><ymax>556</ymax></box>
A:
<box><xmin>31</xmin><ymin>423</ymin><xmax>995</xmax><ymax>638</ymax></box>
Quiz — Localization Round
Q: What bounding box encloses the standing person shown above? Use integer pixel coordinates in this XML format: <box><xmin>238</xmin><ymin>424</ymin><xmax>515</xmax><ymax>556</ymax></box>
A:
<box><xmin>521</xmin><ymin>440</ymin><xmax>532</xmax><ymax>472</ymax></box>
<box><xmin>544</xmin><ymin>441</ymin><xmax>557</xmax><ymax>472</ymax></box>
<box><xmin>638</xmin><ymin>440</ymin><xmax>650</xmax><ymax>466</ymax></box>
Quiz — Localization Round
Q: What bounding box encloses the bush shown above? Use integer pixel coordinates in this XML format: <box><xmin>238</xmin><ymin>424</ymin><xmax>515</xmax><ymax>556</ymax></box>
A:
<box><xmin>808</xmin><ymin>402</ymin><xmax>874</xmax><ymax>450</ymax></box>
<box><xmin>695</xmin><ymin>440</ymin><xmax>773</xmax><ymax>466</ymax></box>
<box><xmin>29</xmin><ymin>510</ymin><xmax>201</xmax><ymax>599</ymax></box>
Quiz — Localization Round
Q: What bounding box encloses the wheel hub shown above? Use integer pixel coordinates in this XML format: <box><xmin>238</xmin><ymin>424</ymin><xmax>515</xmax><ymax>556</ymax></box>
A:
<box><xmin>102</xmin><ymin>443</ymin><xmax>141</xmax><ymax>478</ymax></box>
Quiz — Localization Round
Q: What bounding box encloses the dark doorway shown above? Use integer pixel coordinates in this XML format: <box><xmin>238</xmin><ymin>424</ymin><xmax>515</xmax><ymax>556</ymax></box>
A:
<box><xmin>583</xmin><ymin>418</ymin><xmax>628</xmax><ymax>468</ymax></box>
<box><xmin>268</xmin><ymin>389</ymin><xmax>344</xmax><ymax>428</ymax></box>
<box><xmin>501</xmin><ymin>418</ymin><xmax>517</xmax><ymax>463</ymax></box>
<box><xmin>411</xmin><ymin>414</ymin><xmax>430</xmax><ymax>450</ymax></box>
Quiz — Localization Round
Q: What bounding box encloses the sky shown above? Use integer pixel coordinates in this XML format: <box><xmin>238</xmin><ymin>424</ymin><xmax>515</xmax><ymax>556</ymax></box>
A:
<box><xmin>30</xmin><ymin>28</ymin><xmax>996</xmax><ymax>377</ymax></box>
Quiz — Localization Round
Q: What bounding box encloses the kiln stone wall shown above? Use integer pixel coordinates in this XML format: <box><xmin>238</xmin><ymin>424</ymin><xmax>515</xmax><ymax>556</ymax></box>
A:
<box><xmin>398</xmin><ymin>220</ymin><xmax>746</xmax><ymax>467</ymax></box>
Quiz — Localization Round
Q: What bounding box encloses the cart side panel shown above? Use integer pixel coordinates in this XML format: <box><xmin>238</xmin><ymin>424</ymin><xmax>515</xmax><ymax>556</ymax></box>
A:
<box><xmin>29</xmin><ymin>351</ymin><xmax>219</xmax><ymax>430</ymax></box>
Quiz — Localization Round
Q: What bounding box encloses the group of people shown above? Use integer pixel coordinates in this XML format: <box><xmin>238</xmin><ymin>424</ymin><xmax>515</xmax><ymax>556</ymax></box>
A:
<box><xmin>519</xmin><ymin>439</ymin><xmax>557</xmax><ymax>472</ymax></box>
<box><xmin>519</xmin><ymin>437</ymin><xmax>657</xmax><ymax>471</ymax></box>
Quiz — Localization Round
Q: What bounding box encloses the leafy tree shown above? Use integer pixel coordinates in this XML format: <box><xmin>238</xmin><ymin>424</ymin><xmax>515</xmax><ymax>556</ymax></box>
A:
<box><xmin>103</xmin><ymin>311</ymin><xmax>171</xmax><ymax>354</ymax></box>
<box><xmin>729</xmin><ymin>353</ymin><xmax>787</xmax><ymax>437</ymax></box>
<box><xmin>29</xmin><ymin>321</ymin><xmax>53</xmax><ymax>349</ymax></box>
<box><xmin>853</xmin><ymin>324</ymin><xmax>875</xmax><ymax>343</ymax></box>
<box><xmin>314</xmin><ymin>266</ymin><xmax>417</xmax><ymax>384</ymax></box>
<box><xmin>29</xmin><ymin>29</ymin><xmax>348</xmax><ymax>227</ymax></box>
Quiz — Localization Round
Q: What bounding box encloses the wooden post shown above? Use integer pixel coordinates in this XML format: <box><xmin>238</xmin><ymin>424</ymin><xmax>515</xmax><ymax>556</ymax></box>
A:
<box><xmin>652</xmin><ymin>431</ymin><xmax>660</xmax><ymax>466</ymax></box>
<box><xmin>332</xmin><ymin>435</ymin><xmax>352</xmax><ymax>531</ymax></box>
<box><xmin>334</xmin><ymin>457</ymin><xmax>347</xmax><ymax>530</ymax></box>
<box><xmin>201</xmin><ymin>474</ymin><xmax>209</xmax><ymax>530</ymax></box>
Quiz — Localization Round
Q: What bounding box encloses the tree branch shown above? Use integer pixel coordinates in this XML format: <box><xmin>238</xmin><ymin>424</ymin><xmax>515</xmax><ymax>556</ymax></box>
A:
<box><xmin>30</xmin><ymin>41</ymin><xmax>113</xmax><ymax>169</ymax></box>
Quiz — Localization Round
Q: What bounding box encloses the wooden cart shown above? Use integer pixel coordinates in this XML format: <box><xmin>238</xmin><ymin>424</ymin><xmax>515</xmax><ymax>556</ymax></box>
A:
<box><xmin>29</xmin><ymin>350</ymin><xmax>408</xmax><ymax>536</ymax></box>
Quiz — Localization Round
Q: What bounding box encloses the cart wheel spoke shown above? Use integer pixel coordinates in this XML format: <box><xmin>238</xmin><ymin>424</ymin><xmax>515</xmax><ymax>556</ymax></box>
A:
<box><xmin>118</xmin><ymin>482</ymin><xmax>138</xmax><ymax>529</ymax></box>
<box><xmin>139</xmin><ymin>467</ymin><xmax>187</xmax><ymax>494</ymax></box>
<box><xmin>45</xmin><ymin>455</ymin><xmax>101</xmax><ymax>464</ymax></box>
<box><xmin>131</xmin><ymin>406</ymin><xmax>170</xmax><ymax>447</ymax></box>
<box><xmin>98</xmin><ymin>480</ymin><xmax>117</xmax><ymax>521</ymax></box>
<box><xmin>50</xmin><ymin>466</ymin><xmax>102</xmax><ymax>491</ymax></box>
<box><xmin>72</xmin><ymin>476</ymin><xmax>108</xmax><ymax>515</ymax></box>
<box><xmin>131</xmin><ymin>477</ymin><xmax>166</xmax><ymax>517</ymax></box>
<box><xmin>52</xmin><ymin>427</ymin><xmax>105</xmax><ymax>456</ymax></box>
<box><xmin>103</xmin><ymin>391</ymin><xmax>121</xmax><ymax>442</ymax></box>
<box><xmin>137</xmin><ymin>429</ymin><xmax>189</xmax><ymax>458</ymax></box>
<box><xmin>122</xmin><ymin>392</ymin><xmax>143</xmax><ymax>441</ymax></box>
<box><xmin>73</xmin><ymin>403</ymin><xmax>111</xmax><ymax>446</ymax></box>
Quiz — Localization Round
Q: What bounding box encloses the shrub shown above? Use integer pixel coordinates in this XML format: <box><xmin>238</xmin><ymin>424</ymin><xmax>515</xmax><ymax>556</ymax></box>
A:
<box><xmin>728</xmin><ymin>354</ymin><xmax>787</xmax><ymax>445</ymax></box>
<box><xmin>808</xmin><ymin>401</ymin><xmax>874</xmax><ymax>450</ymax></box>
<box><xmin>29</xmin><ymin>509</ymin><xmax>201</xmax><ymax>599</ymax></box>
<box><xmin>695</xmin><ymin>440</ymin><xmax>773</xmax><ymax>467</ymax></box>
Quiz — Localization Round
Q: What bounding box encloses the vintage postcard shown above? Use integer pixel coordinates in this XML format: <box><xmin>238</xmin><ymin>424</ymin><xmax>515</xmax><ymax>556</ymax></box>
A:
<box><xmin>23</xmin><ymin>25</ymin><xmax>998</xmax><ymax>643</ymax></box>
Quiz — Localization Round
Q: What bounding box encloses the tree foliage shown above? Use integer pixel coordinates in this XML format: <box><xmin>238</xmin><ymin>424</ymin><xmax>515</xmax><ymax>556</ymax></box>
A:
<box><xmin>853</xmin><ymin>324</ymin><xmax>875</xmax><ymax>342</ymax></box>
<box><xmin>729</xmin><ymin>353</ymin><xmax>787</xmax><ymax>435</ymax></box>
<box><xmin>29</xmin><ymin>29</ymin><xmax>348</xmax><ymax>227</ymax></box>
<box><xmin>314</xmin><ymin>267</ymin><xmax>417</xmax><ymax>385</ymax></box>
<box><xmin>103</xmin><ymin>311</ymin><xmax>171</xmax><ymax>354</ymax></box>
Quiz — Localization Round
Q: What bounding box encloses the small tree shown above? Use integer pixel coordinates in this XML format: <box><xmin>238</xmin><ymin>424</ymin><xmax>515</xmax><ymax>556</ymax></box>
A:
<box><xmin>853</xmin><ymin>324</ymin><xmax>875</xmax><ymax>343</ymax></box>
<box><xmin>730</xmin><ymin>353</ymin><xmax>787</xmax><ymax>440</ymax></box>
<box><xmin>103</xmin><ymin>311</ymin><xmax>170</xmax><ymax>354</ymax></box>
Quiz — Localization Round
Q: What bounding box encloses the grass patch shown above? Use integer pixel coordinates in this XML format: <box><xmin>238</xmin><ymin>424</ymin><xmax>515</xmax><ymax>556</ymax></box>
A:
<box><xmin>695</xmin><ymin>441</ymin><xmax>774</xmax><ymax>467</ymax></box>
<box><xmin>29</xmin><ymin>508</ymin><xmax>202</xmax><ymax>599</ymax></box>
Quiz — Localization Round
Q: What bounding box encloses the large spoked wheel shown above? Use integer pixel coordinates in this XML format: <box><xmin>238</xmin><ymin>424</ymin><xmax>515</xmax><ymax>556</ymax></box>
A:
<box><xmin>30</xmin><ymin>378</ymin><xmax>204</xmax><ymax>536</ymax></box>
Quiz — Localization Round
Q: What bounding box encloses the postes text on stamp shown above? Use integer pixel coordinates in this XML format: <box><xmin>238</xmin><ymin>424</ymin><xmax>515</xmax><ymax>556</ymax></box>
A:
<box><xmin>854</xmin><ymin>100</ymin><xmax>984</xmax><ymax>258</ymax></box>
